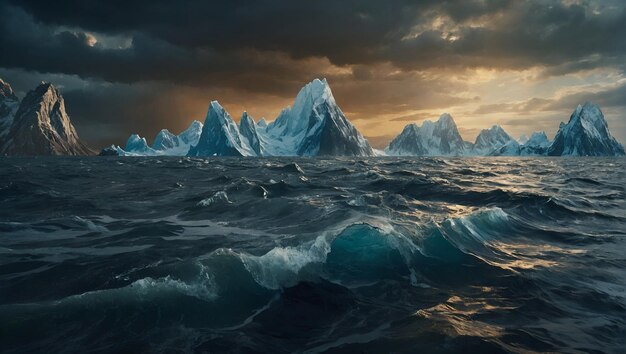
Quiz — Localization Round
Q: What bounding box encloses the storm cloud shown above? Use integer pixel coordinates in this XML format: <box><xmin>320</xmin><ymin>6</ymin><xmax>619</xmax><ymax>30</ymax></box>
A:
<box><xmin>0</xmin><ymin>0</ymin><xmax>624</xmax><ymax>147</ymax></box>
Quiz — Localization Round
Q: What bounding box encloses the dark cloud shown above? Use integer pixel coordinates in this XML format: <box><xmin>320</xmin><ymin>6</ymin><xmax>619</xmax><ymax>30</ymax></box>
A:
<box><xmin>4</xmin><ymin>0</ymin><xmax>430</xmax><ymax>63</ymax></box>
<box><xmin>1</xmin><ymin>0</ymin><xmax>625</xmax><ymax>147</ymax></box>
<box><xmin>383</xmin><ymin>1</ymin><xmax>626</xmax><ymax>72</ymax></box>
<box><xmin>2</xmin><ymin>0</ymin><xmax>625</xmax><ymax>86</ymax></box>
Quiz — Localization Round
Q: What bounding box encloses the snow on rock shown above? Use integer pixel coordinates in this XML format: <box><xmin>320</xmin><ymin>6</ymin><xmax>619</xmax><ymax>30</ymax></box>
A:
<box><xmin>471</xmin><ymin>125</ymin><xmax>514</xmax><ymax>155</ymax></box>
<box><xmin>116</xmin><ymin>120</ymin><xmax>203</xmax><ymax>156</ymax></box>
<box><xmin>239</xmin><ymin>112</ymin><xmax>262</xmax><ymax>156</ymax></box>
<box><xmin>99</xmin><ymin>144</ymin><xmax>121</xmax><ymax>156</ymax></box>
<box><xmin>188</xmin><ymin>101</ymin><xmax>256</xmax><ymax>157</ymax></box>
<box><xmin>526</xmin><ymin>131</ymin><xmax>550</xmax><ymax>148</ymax></box>
<box><xmin>489</xmin><ymin>140</ymin><xmax>520</xmax><ymax>156</ymax></box>
<box><xmin>125</xmin><ymin>134</ymin><xmax>154</xmax><ymax>154</ymax></box>
<box><xmin>263</xmin><ymin>78</ymin><xmax>374</xmax><ymax>156</ymax></box>
<box><xmin>109</xmin><ymin>79</ymin><xmax>373</xmax><ymax>157</ymax></box>
<box><xmin>152</xmin><ymin>129</ymin><xmax>180</xmax><ymax>150</ymax></box>
<box><xmin>178</xmin><ymin>120</ymin><xmax>203</xmax><ymax>146</ymax></box>
<box><xmin>520</xmin><ymin>131</ymin><xmax>550</xmax><ymax>155</ymax></box>
<box><xmin>547</xmin><ymin>102</ymin><xmax>625</xmax><ymax>156</ymax></box>
<box><xmin>385</xmin><ymin>113</ymin><xmax>468</xmax><ymax>156</ymax></box>
<box><xmin>517</xmin><ymin>134</ymin><xmax>529</xmax><ymax>144</ymax></box>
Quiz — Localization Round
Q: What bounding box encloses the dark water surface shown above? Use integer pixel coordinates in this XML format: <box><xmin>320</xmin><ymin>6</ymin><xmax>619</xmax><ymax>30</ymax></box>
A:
<box><xmin>1</xmin><ymin>157</ymin><xmax>625</xmax><ymax>353</ymax></box>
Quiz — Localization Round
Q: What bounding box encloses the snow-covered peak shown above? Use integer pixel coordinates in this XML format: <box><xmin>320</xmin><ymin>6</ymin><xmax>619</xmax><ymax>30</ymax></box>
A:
<box><xmin>403</xmin><ymin>123</ymin><xmax>420</xmax><ymax>134</ymax></box>
<box><xmin>294</xmin><ymin>78</ymin><xmax>334</xmax><ymax>108</ymax></box>
<box><xmin>187</xmin><ymin>100</ymin><xmax>256</xmax><ymax>156</ymax></box>
<box><xmin>525</xmin><ymin>131</ymin><xmax>549</xmax><ymax>148</ymax></box>
<box><xmin>386</xmin><ymin>113</ymin><xmax>467</xmax><ymax>156</ymax></box>
<box><xmin>117</xmin><ymin>120</ymin><xmax>204</xmax><ymax>156</ymax></box>
<box><xmin>472</xmin><ymin>124</ymin><xmax>513</xmax><ymax>155</ymax></box>
<box><xmin>486</xmin><ymin>125</ymin><xmax>507</xmax><ymax>135</ymax></box>
<box><xmin>548</xmin><ymin>102</ymin><xmax>624</xmax><ymax>156</ymax></box>
<box><xmin>518</xmin><ymin>134</ymin><xmax>529</xmax><ymax>144</ymax></box>
<box><xmin>152</xmin><ymin>129</ymin><xmax>179</xmax><ymax>150</ymax></box>
<box><xmin>570</xmin><ymin>102</ymin><xmax>606</xmax><ymax>134</ymax></box>
<box><xmin>125</xmin><ymin>134</ymin><xmax>151</xmax><ymax>152</ymax></box>
<box><xmin>240</xmin><ymin>111</ymin><xmax>253</xmax><ymax>125</ymax></box>
<box><xmin>239</xmin><ymin>111</ymin><xmax>261</xmax><ymax>155</ymax></box>
<box><xmin>178</xmin><ymin>120</ymin><xmax>203</xmax><ymax>145</ymax></box>
<box><xmin>438</xmin><ymin>113</ymin><xmax>455</xmax><ymax>126</ymax></box>
<box><xmin>269</xmin><ymin>78</ymin><xmax>335</xmax><ymax>137</ymax></box>
<box><xmin>110</xmin><ymin>79</ymin><xmax>372</xmax><ymax>157</ymax></box>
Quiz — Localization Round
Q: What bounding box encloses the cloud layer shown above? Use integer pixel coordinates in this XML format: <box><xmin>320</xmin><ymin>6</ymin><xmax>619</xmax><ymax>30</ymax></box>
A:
<box><xmin>0</xmin><ymin>0</ymin><xmax>624</xmax><ymax>147</ymax></box>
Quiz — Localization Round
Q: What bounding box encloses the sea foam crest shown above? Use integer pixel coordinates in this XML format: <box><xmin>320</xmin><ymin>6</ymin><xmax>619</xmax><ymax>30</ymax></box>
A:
<box><xmin>239</xmin><ymin>235</ymin><xmax>332</xmax><ymax>289</ymax></box>
<box><xmin>197</xmin><ymin>191</ymin><xmax>231</xmax><ymax>207</ymax></box>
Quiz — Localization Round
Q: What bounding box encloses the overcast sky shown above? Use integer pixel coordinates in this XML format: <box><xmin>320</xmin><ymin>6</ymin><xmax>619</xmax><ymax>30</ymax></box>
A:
<box><xmin>1</xmin><ymin>0</ymin><xmax>625</xmax><ymax>148</ymax></box>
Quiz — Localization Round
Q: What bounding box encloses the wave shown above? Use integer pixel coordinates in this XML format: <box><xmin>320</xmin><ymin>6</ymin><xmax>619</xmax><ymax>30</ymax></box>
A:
<box><xmin>197</xmin><ymin>191</ymin><xmax>231</xmax><ymax>207</ymax></box>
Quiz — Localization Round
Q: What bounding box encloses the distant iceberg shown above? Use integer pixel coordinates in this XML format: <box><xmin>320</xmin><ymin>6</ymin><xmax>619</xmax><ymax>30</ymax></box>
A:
<box><xmin>113</xmin><ymin>79</ymin><xmax>373</xmax><ymax>157</ymax></box>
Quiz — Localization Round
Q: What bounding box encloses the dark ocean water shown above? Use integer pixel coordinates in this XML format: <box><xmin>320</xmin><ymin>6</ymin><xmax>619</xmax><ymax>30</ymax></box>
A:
<box><xmin>0</xmin><ymin>156</ymin><xmax>625</xmax><ymax>353</ymax></box>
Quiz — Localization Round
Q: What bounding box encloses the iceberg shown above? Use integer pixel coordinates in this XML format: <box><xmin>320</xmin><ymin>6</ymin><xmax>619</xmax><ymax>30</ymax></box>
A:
<box><xmin>386</xmin><ymin>113</ymin><xmax>468</xmax><ymax>156</ymax></box>
<box><xmin>547</xmin><ymin>102</ymin><xmax>624</xmax><ymax>156</ymax></box>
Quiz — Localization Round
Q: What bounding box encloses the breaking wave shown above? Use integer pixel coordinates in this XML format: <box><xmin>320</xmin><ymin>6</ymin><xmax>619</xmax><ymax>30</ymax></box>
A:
<box><xmin>1</xmin><ymin>156</ymin><xmax>624</xmax><ymax>353</ymax></box>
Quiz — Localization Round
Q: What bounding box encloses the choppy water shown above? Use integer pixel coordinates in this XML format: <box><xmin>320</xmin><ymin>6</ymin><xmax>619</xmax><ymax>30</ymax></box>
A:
<box><xmin>0</xmin><ymin>157</ymin><xmax>625</xmax><ymax>353</ymax></box>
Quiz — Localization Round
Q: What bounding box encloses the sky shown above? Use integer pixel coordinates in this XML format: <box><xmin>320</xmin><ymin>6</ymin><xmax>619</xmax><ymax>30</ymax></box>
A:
<box><xmin>0</xmin><ymin>0</ymin><xmax>625</xmax><ymax>149</ymax></box>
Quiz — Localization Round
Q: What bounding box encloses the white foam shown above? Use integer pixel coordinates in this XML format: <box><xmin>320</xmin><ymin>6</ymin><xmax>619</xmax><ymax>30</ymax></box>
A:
<box><xmin>240</xmin><ymin>235</ymin><xmax>332</xmax><ymax>289</ymax></box>
<box><xmin>197</xmin><ymin>191</ymin><xmax>231</xmax><ymax>207</ymax></box>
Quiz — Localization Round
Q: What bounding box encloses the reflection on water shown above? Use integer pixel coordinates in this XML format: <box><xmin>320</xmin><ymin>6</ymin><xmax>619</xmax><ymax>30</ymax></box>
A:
<box><xmin>0</xmin><ymin>156</ymin><xmax>624</xmax><ymax>353</ymax></box>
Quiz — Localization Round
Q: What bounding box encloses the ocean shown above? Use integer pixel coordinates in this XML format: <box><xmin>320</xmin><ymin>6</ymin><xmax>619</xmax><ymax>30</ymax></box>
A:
<box><xmin>1</xmin><ymin>156</ymin><xmax>624</xmax><ymax>353</ymax></box>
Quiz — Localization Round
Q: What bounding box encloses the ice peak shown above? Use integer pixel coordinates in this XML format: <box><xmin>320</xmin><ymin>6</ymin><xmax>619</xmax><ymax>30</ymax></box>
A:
<box><xmin>125</xmin><ymin>134</ymin><xmax>150</xmax><ymax>152</ymax></box>
<box><xmin>241</xmin><ymin>111</ymin><xmax>252</xmax><ymax>122</ymax></box>
<box><xmin>578</xmin><ymin>102</ymin><xmax>603</xmax><ymax>122</ymax></box>
<box><xmin>439</xmin><ymin>113</ymin><xmax>453</xmax><ymax>122</ymax></box>
<box><xmin>548</xmin><ymin>102</ymin><xmax>624</xmax><ymax>156</ymax></box>
<box><xmin>240</xmin><ymin>111</ymin><xmax>255</xmax><ymax>127</ymax></box>
<box><xmin>294</xmin><ymin>78</ymin><xmax>335</xmax><ymax>108</ymax></box>
<box><xmin>402</xmin><ymin>123</ymin><xmax>419</xmax><ymax>134</ymax></box>
<box><xmin>209</xmin><ymin>100</ymin><xmax>223</xmax><ymax>110</ymax></box>
<box><xmin>436</xmin><ymin>113</ymin><xmax>457</xmax><ymax>128</ymax></box>
<box><xmin>582</xmin><ymin>101</ymin><xmax>600</xmax><ymax>110</ymax></box>
<box><xmin>525</xmin><ymin>131</ymin><xmax>549</xmax><ymax>147</ymax></box>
